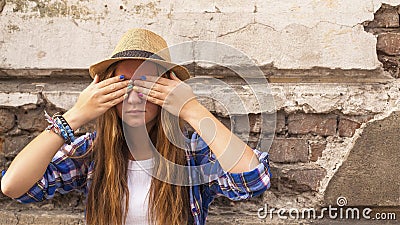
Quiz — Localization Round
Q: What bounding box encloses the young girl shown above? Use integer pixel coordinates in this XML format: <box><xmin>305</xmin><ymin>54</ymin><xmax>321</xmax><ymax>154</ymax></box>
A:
<box><xmin>1</xmin><ymin>28</ymin><xmax>272</xmax><ymax>225</ymax></box>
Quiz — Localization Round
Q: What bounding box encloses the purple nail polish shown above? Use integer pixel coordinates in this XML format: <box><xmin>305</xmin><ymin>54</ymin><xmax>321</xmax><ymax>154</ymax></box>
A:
<box><xmin>138</xmin><ymin>93</ymin><xmax>143</xmax><ymax>97</ymax></box>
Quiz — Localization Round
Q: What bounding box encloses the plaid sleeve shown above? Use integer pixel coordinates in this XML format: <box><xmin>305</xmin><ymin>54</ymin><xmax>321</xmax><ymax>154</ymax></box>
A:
<box><xmin>191</xmin><ymin>132</ymin><xmax>272</xmax><ymax>201</ymax></box>
<box><xmin>11</xmin><ymin>131</ymin><xmax>96</xmax><ymax>203</ymax></box>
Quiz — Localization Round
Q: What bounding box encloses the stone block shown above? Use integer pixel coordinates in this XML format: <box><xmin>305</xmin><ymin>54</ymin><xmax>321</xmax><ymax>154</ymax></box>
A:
<box><xmin>0</xmin><ymin>137</ymin><xmax>4</xmax><ymax>165</ymax></box>
<box><xmin>271</xmin><ymin>164</ymin><xmax>326</xmax><ymax>192</ymax></box>
<box><xmin>0</xmin><ymin>93</ymin><xmax>37</xmax><ymax>107</ymax></box>
<box><xmin>0</xmin><ymin>108</ymin><xmax>15</xmax><ymax>133</ymax></box>
<box><xmin>17</xmin><ymin>108</ymin><xmax>48</xmax><ymax>132</ymax></box>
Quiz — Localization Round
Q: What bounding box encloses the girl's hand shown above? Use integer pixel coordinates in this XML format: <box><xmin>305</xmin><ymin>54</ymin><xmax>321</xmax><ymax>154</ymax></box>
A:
<box><xmin>64</xmin><ymin>75</ymin><xmax>130</xmax><ymax>129</ymax></box>
<box><xmin>132</xmin><ymin>73</ymin><xmax>198</xmax><ymax>120</ymax></box>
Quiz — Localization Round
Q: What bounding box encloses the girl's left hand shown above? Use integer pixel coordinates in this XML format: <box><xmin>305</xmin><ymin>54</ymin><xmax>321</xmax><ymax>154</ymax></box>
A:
<box><xmin>132</xmin><ymin>73</ymin><xmax>198</xmax><ymax>119</ymax></box>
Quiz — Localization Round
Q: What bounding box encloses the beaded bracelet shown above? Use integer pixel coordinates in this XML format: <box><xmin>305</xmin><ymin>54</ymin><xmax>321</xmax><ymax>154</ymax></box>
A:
<box><xmin>44</xmin><ymin>110</ymin><xmax>76</xmax><ymax>144</ymax></box>
<box><xmin>55</xmin><ymin>116</ymin><xmax>75</xmax><ymax>144</ymax></box>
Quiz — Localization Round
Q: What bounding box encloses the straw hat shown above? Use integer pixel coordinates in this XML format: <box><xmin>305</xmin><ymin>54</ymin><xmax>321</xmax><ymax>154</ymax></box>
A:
<box><xmin>89</xmin><ymin>28</ymin><xmax>190</xmax><ymax>80</ymax></box>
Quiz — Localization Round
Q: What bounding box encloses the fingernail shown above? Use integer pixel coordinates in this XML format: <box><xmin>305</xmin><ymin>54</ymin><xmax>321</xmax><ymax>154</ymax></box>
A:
<box><xmin>138</xmin><ymin>93</ymin><xmax>144</xmax><ymax>97</ymax></box>
<box><xmin>120</xmin><ymin>75</ymin><xmax>125</xmax><ymax>80</ymax></box>
<box><xmin>132</xmin><ymin>86</ymin><xmax>139</xmax><ymax>91</ymax></box>
<box><xmin>123</xmin><ymin>93</ymin><xmax>128</xmax><ymax>99</ymax></box>
<box><xmin>128</xmin><ymin>80</ymin><xmax>134</xmax><ymax>85</ymax></box>
<box><xmin>127</xmin><ymin>84</ymin><xmax>133</xmax><ymax>90</ymax></box>
<box><xmin>140</xmin><ymin>75</ymin><xmax>146</xmax><ymax>80</ymax></box>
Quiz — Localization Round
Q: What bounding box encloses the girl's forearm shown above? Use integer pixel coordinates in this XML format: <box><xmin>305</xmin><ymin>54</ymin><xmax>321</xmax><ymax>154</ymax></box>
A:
<box><xmin>183</xmin><ymin>101</ymin><xmax>259</xmax><ymax>173</ymax></box>
<box><xmin>0</xmin><ymin>110</ymin><xmax>83</xmax><ymax>199</ymax></box>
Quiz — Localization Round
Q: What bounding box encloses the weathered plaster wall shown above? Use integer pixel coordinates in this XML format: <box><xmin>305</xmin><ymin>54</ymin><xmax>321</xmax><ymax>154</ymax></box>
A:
<box><xmin>1</xmin><ymin>0</ymin><xmax>398</xmax><ymax>69</ymax></box>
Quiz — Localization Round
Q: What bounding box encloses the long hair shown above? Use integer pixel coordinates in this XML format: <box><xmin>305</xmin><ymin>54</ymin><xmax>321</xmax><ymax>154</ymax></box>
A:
<box><xmin>85</xmin><ymin>61</ymin><xmax>190</xmax><ymax>225</ymax></box>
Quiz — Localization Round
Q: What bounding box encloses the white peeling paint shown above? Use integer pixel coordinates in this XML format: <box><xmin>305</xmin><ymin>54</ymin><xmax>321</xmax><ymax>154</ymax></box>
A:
<box><xmin>0</xmin><ymin>0</ymin><xmax>395</xmax><ymax>70</ymax></box>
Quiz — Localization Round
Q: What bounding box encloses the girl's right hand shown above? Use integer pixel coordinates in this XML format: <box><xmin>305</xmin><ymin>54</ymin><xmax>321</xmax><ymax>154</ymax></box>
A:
<box><xmin>63</xmin><ymin>74</ymin><xmax>130</xmax><ymax>130</ymax></box>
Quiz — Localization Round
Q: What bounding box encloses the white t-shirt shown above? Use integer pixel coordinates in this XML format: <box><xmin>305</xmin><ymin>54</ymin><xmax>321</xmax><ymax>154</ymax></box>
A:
<box><xmin>123</xmin><ymin>157</ymin><xmax>155</xmax><ymax>225</ymax></box>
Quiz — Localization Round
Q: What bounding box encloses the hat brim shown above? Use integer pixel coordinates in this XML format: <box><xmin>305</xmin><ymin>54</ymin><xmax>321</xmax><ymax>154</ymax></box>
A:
<box><xmin>89</xmin><ymin>57</ymin><xmax>191</xmax><ymax>81</ymax></box>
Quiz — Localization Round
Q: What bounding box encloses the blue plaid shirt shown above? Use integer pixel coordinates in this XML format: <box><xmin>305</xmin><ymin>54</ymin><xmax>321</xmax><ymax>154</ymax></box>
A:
<box><xmin>1</xmin><ymin>131</ymin><xmax>271</xmax><ymax>225</ymax></box>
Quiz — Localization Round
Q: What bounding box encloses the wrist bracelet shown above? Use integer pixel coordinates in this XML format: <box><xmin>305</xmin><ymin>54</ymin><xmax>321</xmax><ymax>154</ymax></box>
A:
<box><xmin>56</xmin><ymin>116</ymin><xmax>75</xmax><ymax>144</ymax></box>
<box><xmin>55</xmin><ymin>117</ymin><xmax>71</xmax><ymax>144</ymax></box>
<box><xmin>44</xmin><ymin>110</ymin><xmax>61</xmax><ymax>135</ymax></box>
<box><xmin>44</xmin><ymin>110</ymin><xmax>76</xmax><ymax>144</ymax></box>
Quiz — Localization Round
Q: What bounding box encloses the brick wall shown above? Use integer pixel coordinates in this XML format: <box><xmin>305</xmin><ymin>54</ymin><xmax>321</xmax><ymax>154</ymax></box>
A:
<box><xmin>366</xmin><ymin>4</ymin><xmax>400</xmax><ymax>78</ymax></box>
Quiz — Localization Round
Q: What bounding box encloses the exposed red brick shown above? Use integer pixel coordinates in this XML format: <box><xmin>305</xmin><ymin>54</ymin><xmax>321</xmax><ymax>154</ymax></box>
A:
<box><xmin>275</xmin><ymin>112</ymin><xmax>286</xmax><ymax>134</ymax></box>
<box><xmin>286</xmin><ymin>166</ymin><xmax>326</xmax><ymax>191</ymax></box>
<box><xmin>347</xmin><ymin>115</ymin><xmax>375</xmax><ymax>124</ymax></box>
<box><xmin>0</xmin><ymin>109</ymin><xmax>15</xmax><ymax>133</ymax></box>
<box><xmin>378</xmin><ymin>55</ymin><xmax>399</xmax><ymax>78</ymax></box>
<box><xmin>377</xmin><ymin>33</ymin><xmax>400</xmax><ymax>56</ymax></box>
<box><xmin>219</xmin><ymin>117</ymin><xmax>231</xmax><ymax>130</ymax></box>
<box><xmin>338</xmin><ymin>118</ymin><xmax>361</xmax><ymax>137</ymax></box>
<box><xmin>271</xmin><ymin>165</ymin><xmax>327</xmax><ymax>192</ymax></box>
<box><xmin>233</xmin><ymin>113</ymin><xmax>276</xmax><ymax>134</ymax></box>
<box><xmin>0</xmin><ymin>137</ymin><xmax>4</xmax><ymax>169</ymax></box>
<box><xmin>310</xmin><ymin>141</ymin><xmax>326</xmax><ymax>162</ymax></box>
<box><xmin>367</xmin><ymin>4</ymin><xmax>399</xmax><ymax>28</ymax></box>
<box><xmin>269</xmin><ymin>138</ymin><xmax>308</xmax><ymax>163</ymax></box>
<box><xmin>249</xmin><ymin>114</ymin><xmax>259</xmax><ymax>133</ymax></box>
<box><xmin>337</xmin><ymin>115</ymin><xmax>374</xmax><ymax>137</ymax></box>
<box><xmin>0</xmin><ymin>137</ymin><xmax>3</xmax><ymax>155</ymax></box>
<box><xmin>288</xmin><ymin>113</ymin><xmax>337</xmax><ymax>136</ymax></box>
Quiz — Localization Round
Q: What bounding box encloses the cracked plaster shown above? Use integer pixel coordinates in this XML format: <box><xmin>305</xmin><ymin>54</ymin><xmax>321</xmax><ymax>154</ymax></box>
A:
<box><xmin>1</xmin><ymin>0</ymin><xmax>398</xmax><ymax>69</ymax></box>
